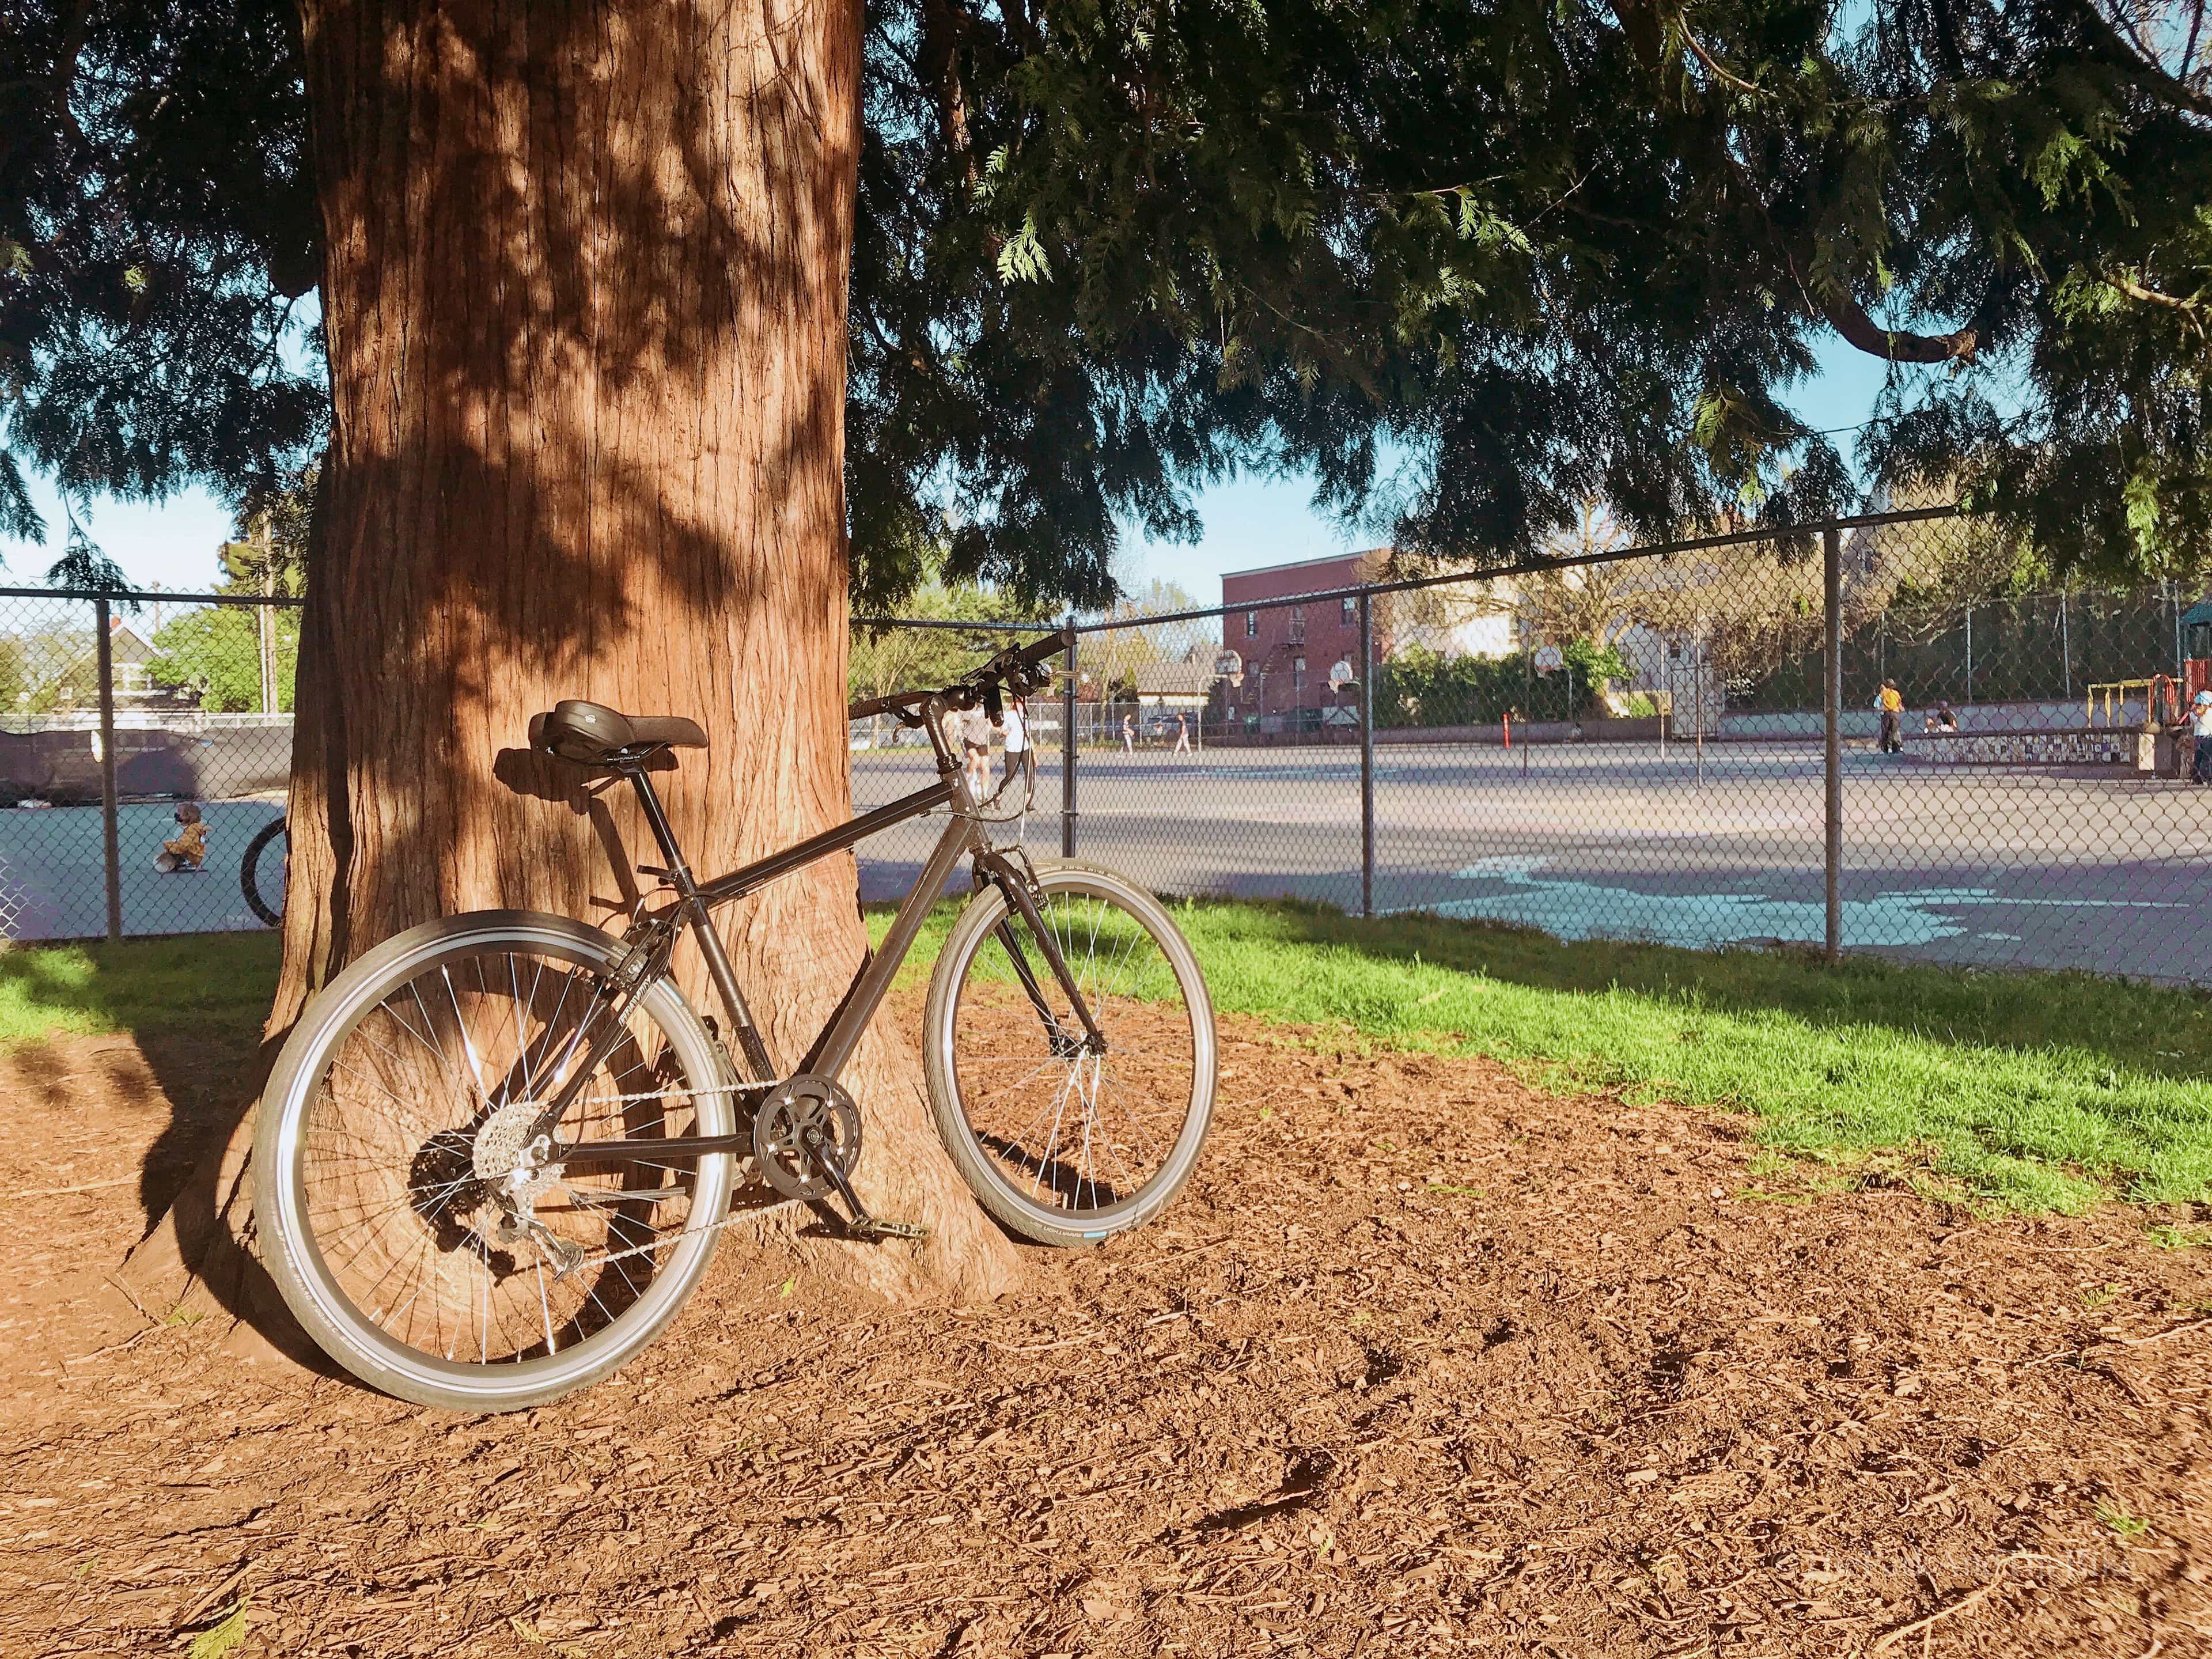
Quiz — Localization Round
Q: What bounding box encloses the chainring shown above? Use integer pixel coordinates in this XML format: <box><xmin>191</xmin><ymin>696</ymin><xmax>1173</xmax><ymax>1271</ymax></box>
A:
<box><xmin>752</xmin><ymin>1076</ymin><xmax>862</xmax><ymax>1202</ymax></box>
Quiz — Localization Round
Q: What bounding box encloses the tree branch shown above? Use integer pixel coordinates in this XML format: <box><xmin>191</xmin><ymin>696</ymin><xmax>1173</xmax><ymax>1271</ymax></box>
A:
<box><xmin>2073</xmin><ymin>0</ymin><xmax>2212</xmax><ymax>119</ymax></box>
<box><xmin>919</xmin><ymin>0</ymin><xmax>978</xmax><ymax>187</ymax></box>
<box><xmin>2101</xmin><ymin>268</ymin><xmax>2207</xmax><ymax>312</ymax></box>
<box><xmin>1815</xmin><ymin>288</ymin><xmax>1979</xmax><ymax>362</ymax></box>
<box><xmin>1676</xmin><ymin>18</ymin><xmax>1759</xmax><ymax>94</ymax></box>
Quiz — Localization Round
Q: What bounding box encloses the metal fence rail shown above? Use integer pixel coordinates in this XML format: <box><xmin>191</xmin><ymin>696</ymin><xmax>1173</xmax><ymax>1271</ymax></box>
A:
<box><xmin>853</xmin><ymin>507</ymin><xmax>2212</xmax><ymax>985</ymax></box>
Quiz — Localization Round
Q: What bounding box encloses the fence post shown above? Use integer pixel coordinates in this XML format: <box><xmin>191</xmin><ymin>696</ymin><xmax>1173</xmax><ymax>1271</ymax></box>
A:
<box><xmin>2061</xmin><ymin>584</ymin><xmax>2071</xmax><ymax>701</ymax></box>
<box><xmin>1060</xmin><ymin>615</ymin><xmax>1078</xmax><ymax>859</ymax></box>
<box><xmin>1823</xmin><ymin>525</ymin><xmax>1842</xmax><ymax>964</ymax></box>
<box><xmin>1359</xmin><ymin>591</ymin><xmax>1374</xmax><ymax>917</ymax></box>
<box><xmin>95</xmin><ymin>596</ymin><xmax>122</xmax><ymax>945</ymax></box>
<box><xmin>1693</xmin><ymin>631</ymin><xmax>1705</xmax><ymax>784</ymax></box>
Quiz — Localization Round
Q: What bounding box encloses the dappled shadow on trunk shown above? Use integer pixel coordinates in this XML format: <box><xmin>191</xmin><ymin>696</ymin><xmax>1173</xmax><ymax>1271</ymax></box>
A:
<box><xmin>230</xmin><ymin>0</ymin><xmax>1029</xmax><ymax>1323</ymax></box>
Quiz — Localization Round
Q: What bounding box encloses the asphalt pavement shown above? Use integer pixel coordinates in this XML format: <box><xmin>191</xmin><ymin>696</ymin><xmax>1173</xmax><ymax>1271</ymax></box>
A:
<box><xmin>852</xmin><ymin>740</ymin><xmax>2212</xmax><ymax>982</ymax></box>
<box><xmin>3</xmin><ymin>740</ymin><xmax>2203</xmax><ymax>982</ymax></box>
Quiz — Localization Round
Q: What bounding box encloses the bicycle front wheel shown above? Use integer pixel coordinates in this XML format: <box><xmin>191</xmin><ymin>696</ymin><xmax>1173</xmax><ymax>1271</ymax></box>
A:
<box><xmin>924</xmin><ymin>861</ymin><xmax>1215</xmax><ymax>1247</ymax></box>
<box><xmin>255</xmin><ymin>912</ymin><xmax>739</xmax><ymax>1411</ymax></box>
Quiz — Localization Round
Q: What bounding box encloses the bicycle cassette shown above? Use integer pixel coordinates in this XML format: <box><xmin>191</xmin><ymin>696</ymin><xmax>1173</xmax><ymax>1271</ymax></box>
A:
<box><xmin>752</xmin><ymin>1075</ymin><xmax>862</xmax><ymax>1202</ymax></box>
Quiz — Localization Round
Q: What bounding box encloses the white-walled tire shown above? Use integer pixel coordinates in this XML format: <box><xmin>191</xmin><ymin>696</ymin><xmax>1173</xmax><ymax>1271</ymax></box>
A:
<box><xmin>924</xmin><ymin>862</ymin><xmax>1215</xmax><ymax>1248</ymax></box>
<box><xmin>255</xmin><ymin>911</ymin><xmax>737</xmax><ymax>1411</ymax></box>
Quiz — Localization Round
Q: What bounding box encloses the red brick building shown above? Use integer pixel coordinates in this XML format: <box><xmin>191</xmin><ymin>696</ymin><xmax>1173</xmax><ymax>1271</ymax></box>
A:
<box><xmin>1218</xmin><ymin>550</ymin><xmax>1390</xmax><ymax>730</ymax></box>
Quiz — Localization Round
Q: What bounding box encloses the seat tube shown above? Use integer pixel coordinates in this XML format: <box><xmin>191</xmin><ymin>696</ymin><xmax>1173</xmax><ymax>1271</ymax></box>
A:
<box><xmin>628</xmin><ymin>770</ymin><xmax>779</xmax><ymax>1081</ymax></box>
<box><xmin>629</xmin><ymin>768</ymin><xmax>695</xmax><ymax>882</ymax></box>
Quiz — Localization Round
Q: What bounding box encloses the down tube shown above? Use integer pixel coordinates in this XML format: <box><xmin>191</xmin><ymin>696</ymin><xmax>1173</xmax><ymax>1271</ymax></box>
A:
<box><xmin>812</xmin><ymin>814</ymin><xmax>977</xmax><ymax>1081</ymax></box>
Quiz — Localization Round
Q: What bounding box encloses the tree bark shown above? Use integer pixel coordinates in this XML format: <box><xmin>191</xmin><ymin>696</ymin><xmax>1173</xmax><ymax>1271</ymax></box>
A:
<box><xmin>265</xmin><ymin>0</ymin><xmax>1021</xmax><ymax>1306</ymax></box>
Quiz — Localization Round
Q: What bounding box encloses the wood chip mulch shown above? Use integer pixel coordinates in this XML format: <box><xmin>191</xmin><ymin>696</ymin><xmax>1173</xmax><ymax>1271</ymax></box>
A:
<box><xmin>1</xmin><ymin>999</ymin><xmax>2207</xmax><ymax>1657</ymax></box>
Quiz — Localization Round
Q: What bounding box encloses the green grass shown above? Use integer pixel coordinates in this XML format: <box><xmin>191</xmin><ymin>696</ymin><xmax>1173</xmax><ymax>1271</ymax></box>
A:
<box><xmin>875</xmin><ymin>896</ymin><xmax>2212</xmax><ymax>1211</ymax></box>
<box><xmin>0</xmin><ymin>932</ymin><xmax>282</xmax><ymax>1046</ymax></box>
<box><xmin>6</xmin><ymin>897</ymin><xmax>2209</xmax><ymax>1214</ymax></box>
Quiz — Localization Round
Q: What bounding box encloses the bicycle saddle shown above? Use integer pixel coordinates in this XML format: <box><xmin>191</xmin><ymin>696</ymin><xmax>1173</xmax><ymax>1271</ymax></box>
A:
<box><xmin>530</xmin><ymin>699</ymin><xmax>707</xmax><ymax>764</ymax></box>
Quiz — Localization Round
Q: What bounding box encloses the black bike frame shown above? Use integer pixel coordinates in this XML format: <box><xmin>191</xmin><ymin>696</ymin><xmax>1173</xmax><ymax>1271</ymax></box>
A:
<box><xmin>548</xmin><ymin>680</ymin><xmax>1094</xmax><ymax>1167</ymax></box>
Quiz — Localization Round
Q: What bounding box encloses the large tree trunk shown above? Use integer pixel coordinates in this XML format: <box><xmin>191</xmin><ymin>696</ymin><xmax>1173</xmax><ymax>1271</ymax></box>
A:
<box><xmin>261</xmin><ymin>0</ymin><xmax>1021</xmax><ymax>1307</ymax></box>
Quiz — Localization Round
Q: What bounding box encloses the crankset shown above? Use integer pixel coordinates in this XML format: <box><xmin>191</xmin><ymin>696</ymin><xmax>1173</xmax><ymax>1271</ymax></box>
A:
<box><xmin>751</xmin><ymin>1076</ymin><xmax>926</xmax><ymax>1242</ymax></box>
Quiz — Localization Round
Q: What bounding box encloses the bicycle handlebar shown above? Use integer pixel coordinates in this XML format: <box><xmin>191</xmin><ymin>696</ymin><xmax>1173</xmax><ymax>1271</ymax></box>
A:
<box><xmin>846</xmin><ymin>688</ymin><xmax>929</xmax><ymax>722</ymax></box>
<box><xmin>843</xmin><ymin>623</ymin><xmax>1072</xmax><ymax>724</ymax></box>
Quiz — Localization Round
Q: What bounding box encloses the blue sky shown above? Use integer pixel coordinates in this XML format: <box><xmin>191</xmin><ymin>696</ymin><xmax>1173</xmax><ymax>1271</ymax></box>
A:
<box><xmin>5</xmin><ymin>334</ymin><xmax>1903</xmax><ymax>599</ymax></box>
<box><xmin>1118</xmin><ymin>335</ymin><xmax>1903</xmax><ymax>600</ymax></box>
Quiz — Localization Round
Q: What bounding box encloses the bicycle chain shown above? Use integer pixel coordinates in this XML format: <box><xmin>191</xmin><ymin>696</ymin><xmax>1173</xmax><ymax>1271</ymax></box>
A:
<box><xmin>547</xmin><ymin>1195</ymin><xmax>766</xmax><ymax>1278</ymax></box>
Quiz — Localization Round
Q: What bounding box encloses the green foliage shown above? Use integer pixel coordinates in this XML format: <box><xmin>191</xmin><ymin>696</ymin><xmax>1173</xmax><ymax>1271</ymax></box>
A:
<box><xmin>849</xmin><ymin>577</ymin><xmax>1039</xmax><ymax>704</ymax></box>
<box><xmin>185</xmin><ymin>1598</ymin><xmax>249</xmax><ymax>1659</ymax></box>
<box><xmin>1375</xmin><ymin>640</ymin><xmax>1627</xmax><ymax>726</ymax></box>
<box><xmin>12</xmin><ymin>1</ymin><xmax>2212</xmax><ymax>600</ymax></box>
<box><xmin>146</xmin><ymin>602</ymin><xmax>298</xmax><ymax>713</ymax></box>
<box><xmin>0</xmin><ymin>623</ymin><xmax>100</xmax><ymax>713</ymax></box>
<box><xmin>142</xmin><ymin>464</ymin><xmax>310</xmax><ymax>710</ymax></box>
<box><xmin>1</xmin><ymin>3</ymin><xmax>320</xmax><ymax>573</ymax></box>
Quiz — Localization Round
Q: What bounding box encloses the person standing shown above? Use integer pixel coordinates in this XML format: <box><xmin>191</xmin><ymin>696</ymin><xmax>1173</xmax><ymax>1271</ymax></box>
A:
<box><xmin>2192</xmin><ymin>691</ymin><xmax>2212</xmax><ymax>785</ymax></box>
<box><xmin>1877</xmin><ymin>679</ymin><xmax>1904</xmax><ymax>753</ymax></box>
<box><xmin>1122</xmin><ymin>711</ymin><xmax>1135</xmax><ymax>754</ymax></box>
<box><xmin>960</xmin><ymin>701</ymin><xmax>993</xmax><ymax>796</ymax></box>
<box><xmin>1173</xmin><ymin>711</ymin><xmax>1192</xmax><ymax>754</ymax></box>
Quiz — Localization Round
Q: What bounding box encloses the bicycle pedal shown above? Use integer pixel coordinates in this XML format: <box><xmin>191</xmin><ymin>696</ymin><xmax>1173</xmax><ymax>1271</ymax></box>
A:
<box><xmin>849</xmin><ymin>1216</ymin><xmax>929</xmax><ymax>1242</ymax></box>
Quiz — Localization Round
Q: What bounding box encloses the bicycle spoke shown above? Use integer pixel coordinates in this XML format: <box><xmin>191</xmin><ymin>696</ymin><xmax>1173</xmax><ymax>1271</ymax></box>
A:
<box><xmin>945</xmin><ymin>876</ymin><xmax>1207</xmax><ymax>1228</ymax></box>
<box><xmin>290</xmin><ymin>942</ymin><xmax>723</xmax><ymax>1372</ymax></box>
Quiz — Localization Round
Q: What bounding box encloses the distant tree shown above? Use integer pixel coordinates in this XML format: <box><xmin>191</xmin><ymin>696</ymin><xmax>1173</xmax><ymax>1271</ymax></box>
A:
<box><xmin>1083</xmin><ymin>580</ymin><xmax>1202</xmax><ymax>702</ymax></box>
<box><xmin>0</xmin><ymin>622</ymin><xmax>100</xmax><ymax>714</ymax></box>
<box><xmin>142</xmin><ymin>475</ymin><xmax>311</xmax><ymax>711</ymax></box>
<box><xmin>848</xmin><ymin>577</ymin><xmax>1035</xmax><ymax>706</ymax></box>
<box><xmin>145</xmin><ymin>604</ymin><xmax>298</xmax><ymax>713</ymax></box>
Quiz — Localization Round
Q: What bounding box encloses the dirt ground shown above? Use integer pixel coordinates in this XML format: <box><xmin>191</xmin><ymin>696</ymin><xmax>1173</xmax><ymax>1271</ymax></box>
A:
<box><xmin>2</xmin><ymin>996</ymin><xmax>2209</xmax><ymax>1658</ymax></box>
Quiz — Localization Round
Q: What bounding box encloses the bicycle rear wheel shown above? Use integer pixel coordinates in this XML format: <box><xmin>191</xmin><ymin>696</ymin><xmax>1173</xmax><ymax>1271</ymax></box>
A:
<box><xmin>923</xmin><ymin>861</ymin><xmax>1215</xmax><ymax>1247</ymax></box>
<box><xmin>241</xmin><ymin>816</ymin><xmax>287</xmax><ymax>926</ymax></box>
<box><xmin>255</xmin><ymin>912</ymin><xmax>738</xmax><ymax>1410</ymax></box>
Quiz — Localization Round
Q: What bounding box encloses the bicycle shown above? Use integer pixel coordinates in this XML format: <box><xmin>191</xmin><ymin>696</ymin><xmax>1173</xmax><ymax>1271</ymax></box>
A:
<box><xmin>241</xmin><ymin>813</ymin><xmax>287</xmax><ymax>926</ymax></box>
<box><xmin>253</xmin><ymin>627</ymin><xmax>1217</xmax><ymax>1410</ymax></box>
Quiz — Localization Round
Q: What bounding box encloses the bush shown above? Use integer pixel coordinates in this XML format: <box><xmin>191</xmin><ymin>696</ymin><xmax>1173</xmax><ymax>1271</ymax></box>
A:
<box><xmin>1376</xmin><ymin>640</ymin><xmax>1630</xmax><ymax>727</ymax></box>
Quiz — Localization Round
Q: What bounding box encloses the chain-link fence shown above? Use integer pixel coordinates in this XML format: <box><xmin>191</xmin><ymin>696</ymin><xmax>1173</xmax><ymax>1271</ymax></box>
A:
<box><xmin>0</xmin><ymin>585</ymin><xmax>295</xmax><ymax>942</ymax></box>
<box><xmin>24</xmin><ymin>511</ymin><xmax>2209</xmax><ymax>985</ymax></box>
<box><xmin>854</xmin><ymin>506</ymin><xmax>2212</xmax><ymax>984</ymax></box>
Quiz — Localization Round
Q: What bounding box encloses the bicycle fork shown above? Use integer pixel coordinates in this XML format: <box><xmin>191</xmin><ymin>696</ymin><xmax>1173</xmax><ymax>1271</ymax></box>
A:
<box><xmin>972</xmin><ymin>850</ymin><xmax>1107</xmax><ymax>1056</ymax></box>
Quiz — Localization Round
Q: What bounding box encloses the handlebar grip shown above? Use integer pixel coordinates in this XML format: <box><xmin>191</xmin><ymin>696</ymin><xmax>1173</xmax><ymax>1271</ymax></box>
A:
<box><xmin>1016</xmin><ymin>623</ymin><xmax>1073</xmax><ymax>670</ymax></box>
<box><xmin>847</xmin><ymin>690</ymin><xmax>927</xmax><ymax>722</ymax></box>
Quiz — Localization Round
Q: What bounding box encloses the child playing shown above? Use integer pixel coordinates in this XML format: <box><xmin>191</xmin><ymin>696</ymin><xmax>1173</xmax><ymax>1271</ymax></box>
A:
<box><xmin>160</xmin><ymin>803</ymin><xmax>209</xmax><ymax>872</ymax></box>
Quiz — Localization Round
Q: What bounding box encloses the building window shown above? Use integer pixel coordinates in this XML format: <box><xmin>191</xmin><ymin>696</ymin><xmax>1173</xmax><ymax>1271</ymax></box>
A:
<box><xmin>1293</xmin><ymin>656</ymin><xmax>1307</xmax><ymax>693</ymax></box>
<box><xmin>1245</xmin><ymin>610</ymin><xmax>1258</xmax><ymax>639</ymax></box>
<box><xmin>1341</xmin><ymin>595</ymin><xmax>1356</xmax><ymax>624</ymax></box>
<box><xmin>1289</xmin><ymin>605</ymin><xmax>1306</xmax><ymax>643</ymax></box>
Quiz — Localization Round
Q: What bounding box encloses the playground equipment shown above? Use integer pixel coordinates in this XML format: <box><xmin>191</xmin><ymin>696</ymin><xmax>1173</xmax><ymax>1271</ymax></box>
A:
<box><xmin>2087</xmin><ymin>675</ymin><xmax>2186</xmax><ymax>729</ymax></box>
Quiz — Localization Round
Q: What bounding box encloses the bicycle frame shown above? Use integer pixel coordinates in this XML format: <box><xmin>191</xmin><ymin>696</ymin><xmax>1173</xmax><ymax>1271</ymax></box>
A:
<box><xmin>543</xmin><ymin>686</ymin><xmax>1099</xmax><ymax>1168</ymax></box>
